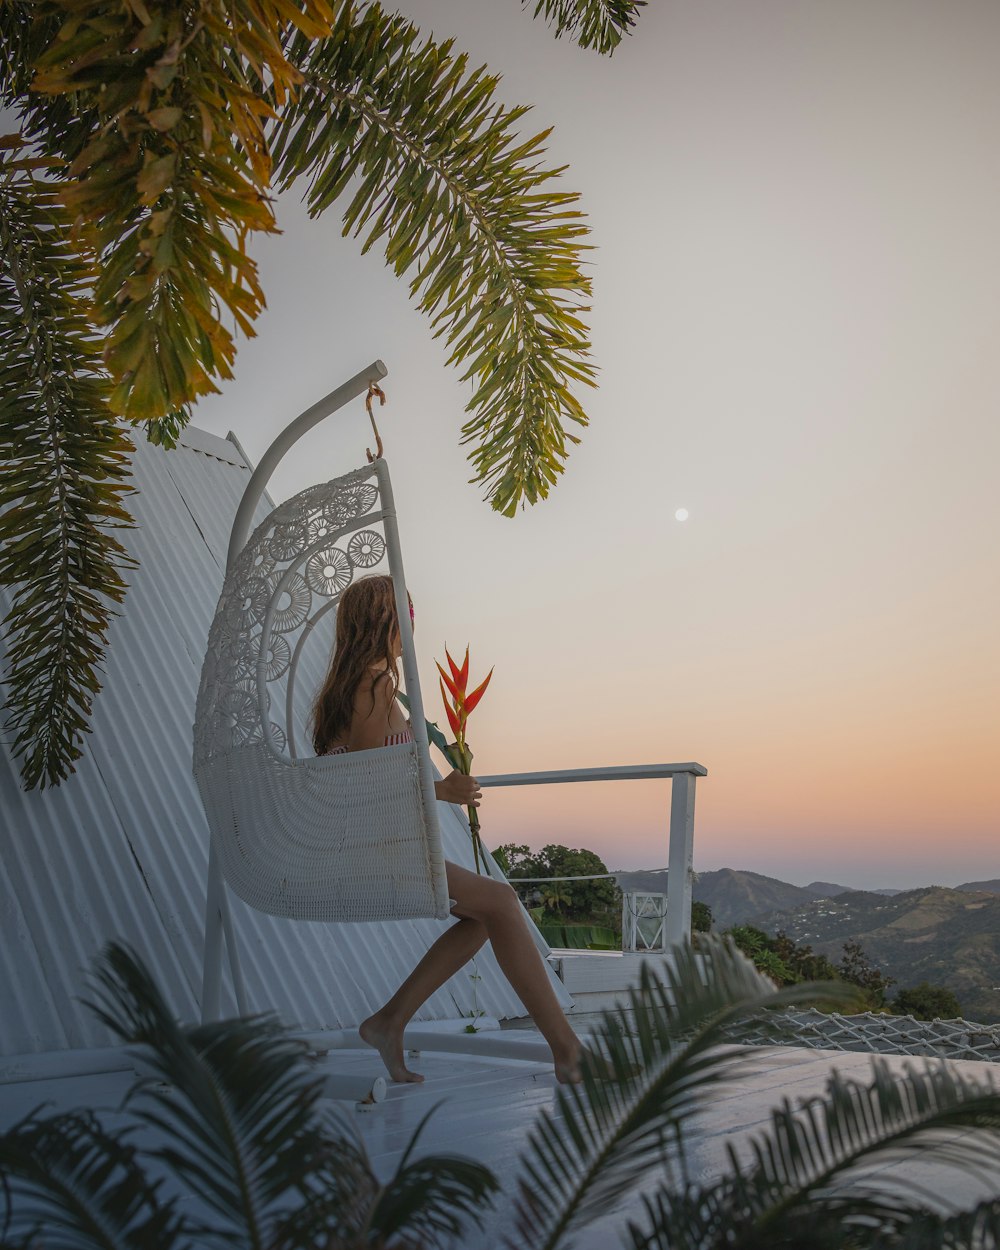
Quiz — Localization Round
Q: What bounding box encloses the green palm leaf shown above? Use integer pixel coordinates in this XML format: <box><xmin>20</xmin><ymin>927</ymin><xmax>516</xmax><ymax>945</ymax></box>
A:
<box><xmin>370</xmin><ymin>1103</ymin><xmax>500</xmax><ymax>1243</ymax></box>
<box><xmin>870</xmin><ymin>1199</ymin><xmax>1000</xmax><ymax>1249</ymax></box>
<box><xmin>14</xmin><ymin>0</ymin><xmax>336</xmax><ymax>438</ymax></box>
<box><xmin>274</xmin><ymin>3</ymin><xmax>597</xmax><ymax>515</ymax></box>
<box><xmin>525</xmin><ymin>0</ymin><xmax>646</xmax><ymax>53</ymax></box>
<box><xmin>630</xmin><ymin>1058</ymin><xmax>1000</xmax><ymax>1249</ymax></box>
<box><xmin>506</xmin><ymin>934</ymin><xmax>858</xmax><ymax>1250</ymax></box>
<box><xmin>0</xmin><ymin>1</ymin><xmax>48</xmax><ymax>100</ymax></box>
<box><xmin>83</xmin><ymin>942</ymin><xmax>496</xmax><ymax>1250</ymax></box>
<box><xmin>84</xmin><ymin>942</ymin><xmax>328</xmax><ymax>1247</ymax></box>
<box><xmin>282</xmin><ymin>1102</ymin><xmax>500</xmax><ymax>1247</ymax></box>
<box><xmin>0</xmin><ymin>139</ymin><xmax>136</xmax><ymax>790</ymax></box>
<box><xmin>0</xmin><ymin>1109</ymin><xmax>185</xmax><ymax>1250</ymax></box>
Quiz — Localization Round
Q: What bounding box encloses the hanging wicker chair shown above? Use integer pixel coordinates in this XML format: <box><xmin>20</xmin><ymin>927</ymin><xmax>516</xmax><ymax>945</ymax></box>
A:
<box><xmin>193</xmin><ymin>458</ymin><xmax>450</xmax><ymax>929</ymax></box>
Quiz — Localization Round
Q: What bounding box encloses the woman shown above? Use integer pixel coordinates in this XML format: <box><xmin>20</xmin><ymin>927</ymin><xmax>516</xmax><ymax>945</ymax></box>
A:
<box><xmin>312</xmin><ymin>574</ymin><xmax>585</xmax><ymax>1084</ymax></box>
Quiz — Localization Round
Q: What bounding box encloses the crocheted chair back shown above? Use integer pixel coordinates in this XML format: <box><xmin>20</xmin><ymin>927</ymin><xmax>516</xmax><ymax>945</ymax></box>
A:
<box><xmin>192</xmin><ymin>459</ymin><xmax>449</xmax><ymax>923</ymax></box>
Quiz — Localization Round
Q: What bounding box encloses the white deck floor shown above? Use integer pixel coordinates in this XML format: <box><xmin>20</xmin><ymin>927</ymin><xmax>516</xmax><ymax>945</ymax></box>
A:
<box><xmin>2</xmin><ymin>1038</ymin><xmax>997</xmax><ymax>1247</ymax></box>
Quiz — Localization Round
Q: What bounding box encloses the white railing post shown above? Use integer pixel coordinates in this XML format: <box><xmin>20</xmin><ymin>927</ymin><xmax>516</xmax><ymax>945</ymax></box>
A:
<box><xmin>665</xmin><ymin>772</ymin><xmax>697</xmax><ymax>947</ymax></box>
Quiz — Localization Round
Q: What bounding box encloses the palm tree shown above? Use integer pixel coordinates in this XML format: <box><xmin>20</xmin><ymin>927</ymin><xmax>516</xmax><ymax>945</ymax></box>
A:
<box><xmin>0</xmin><ymin>0</ymin><xmax>645</xmax><ymax>789</ymax></box>
<box><xmin>540</xmin><ymin>883</ymin><xmax>573</xmax><ymax>915</ymax></box>
<box><xmin>3</xmin><ymin>936</ymin><xmax>999</xmax><ymax>1248</ymax></box>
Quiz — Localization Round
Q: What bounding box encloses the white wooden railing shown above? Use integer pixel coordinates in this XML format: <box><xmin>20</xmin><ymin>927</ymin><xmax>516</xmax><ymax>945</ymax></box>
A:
<box><xmin>476</xmin><ymin>762</ymin><xmax>707</xmax><ymax>949</ymax></box>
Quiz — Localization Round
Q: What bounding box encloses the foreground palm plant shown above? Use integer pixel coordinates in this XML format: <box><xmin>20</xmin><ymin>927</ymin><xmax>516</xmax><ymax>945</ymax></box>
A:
<box><xmin>4</xmin><ymin>936</ymin><xmax>997</xmax><ymax>1249</ymax></box>
<box><xmin>0</xmin><ymin>942</ymin><xmax>498</xmax><ymax>1249</ymax></box>
<box><xmin>0</xmin><ymin>0</ymin><xmax>645</xmax><ymax>789</ymax></box>
<box><xmin>509</xmin><ymin>936</ymin><xmax>1000</xmax><ymax>1250</ymax></box>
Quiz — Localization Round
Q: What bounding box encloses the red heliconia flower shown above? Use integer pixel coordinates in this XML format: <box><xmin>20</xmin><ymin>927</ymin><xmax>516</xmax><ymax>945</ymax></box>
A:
<box><xmin>462</xmin><ymin>668</ymin><xmax>493</xmax><ymax>717</ymax></box>
<box><xmin>448</xmin><ymin>645</ymin><xmax>469</xmax><ymax>691</ymax></box>
<box><xmin>439</xmin><ymin>678</ymin><xmax>462</xmax><ymax>737</ymax></box>
<box><xmin>436</xmin><ymin>644</ymin><xmax>492</xmax><ymax>874</ymax></box>
<box><xmin>436</xmin><ymin>659</ymin><xmax>462</xmax><ymax>707</ymax></box>
<box><xmin>436</xmin><ymin>646</ymin><xmax>491</xmax><ymax>748</ymax></box>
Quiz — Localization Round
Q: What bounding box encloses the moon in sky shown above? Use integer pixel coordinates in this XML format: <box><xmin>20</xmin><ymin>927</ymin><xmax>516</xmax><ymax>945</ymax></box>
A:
<box><xmin>675</xmin><ymin>508</ymin><xmax>689</xmax><ymax>522</ymax></box>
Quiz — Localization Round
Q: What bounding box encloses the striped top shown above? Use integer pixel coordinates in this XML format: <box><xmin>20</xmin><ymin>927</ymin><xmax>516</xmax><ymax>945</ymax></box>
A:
<box><xmin>325</xmin><ymin>727</ymin><xmax>413</xmax><ymax>755</ymax></box>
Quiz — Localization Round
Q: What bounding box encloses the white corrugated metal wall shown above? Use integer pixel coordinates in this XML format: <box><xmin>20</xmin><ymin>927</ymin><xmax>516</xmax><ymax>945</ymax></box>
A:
<box><xmin>0</xmin><ymin>426</ymin><xmax>570</xmax><ymax>1057</ymax></box>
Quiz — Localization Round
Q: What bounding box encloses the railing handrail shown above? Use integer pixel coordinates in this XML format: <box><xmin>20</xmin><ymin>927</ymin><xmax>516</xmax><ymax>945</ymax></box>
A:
<box><xmin>477</xmin><ymin>762</ymin><xmax>707</xmax><ymax>787</ymax></box>
<box><xmin>507</xmin><ymin>871</ymin><xmax>667</xmax><ymax>883</ymax></box>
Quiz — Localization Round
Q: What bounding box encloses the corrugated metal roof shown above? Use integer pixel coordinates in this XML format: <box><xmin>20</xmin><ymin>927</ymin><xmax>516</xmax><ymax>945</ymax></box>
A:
<box><xmin>0</xmin><ymin>426</ymin><xmax>570</xmax><ymax>1057</ymax></box>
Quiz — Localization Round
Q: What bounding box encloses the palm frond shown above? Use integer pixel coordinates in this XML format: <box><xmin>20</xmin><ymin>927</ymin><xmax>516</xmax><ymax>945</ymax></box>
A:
<box><xmin>0</xmin><ymin>139</ymin><xmax>136</xmax><ymax>790</ymax></box>
<box><xmin>524</xmin><ymin>0</ymin><xmax>646</xmax><ymax>54</ymax></box>
<box><xmin>0</xmin><ymin>1</ymin><xmax>45</xmax><ymax>101</ymax></box>
<box><xmin>627</xmin><ymin>1184</ymin><xmax>881</xmax><ymax>1250</ymax></box>
<box><xmin>280</xmin><ymin>1099</ymin><xmax>500</xmax><ymax>1247</ymax></box>
<box><xmin>268</xmin><ymin>1117</ymin><xmax>384</xmax><ymax>1249</ymax></box>
<box><xmin>870</xmin><ymin>1199</ymin><xmax>1000</xmax><ymax>1249</ymax></box>
<box><xmin>0</xmin><ymin>1108</ymin><xmax>184</xmax><ymax>1250</ymax></box>
<box><xmin>507</xmin><ymin>935</ymin><xmax>857</xmax><ymax>1250</ymax></box>
<box><xmin>739</xmin><ymin>1058</ymin><xmax>1000</xmax><ymax>1236</ymax></box>
<box><xmin>84</xmin><ymin>942</ymin><xmax>328</xmax><ymax>1245</ymax></box>
<box><xmin>368</xmin><ymin>1103</ymin><xmax>500</xmax><ymax>1244</ymax></box>
<box><xmin>15</xmin><ymin>0</ymin><xmax>335</xmax><ymax>438</ymax></box>
<box><xmin>630</xmin><ymin>1058</ymin><xmax>1000</xmax><ymax>1250</ymax></box>
<box><xmin>275</xmin><ymin>3</ymin><xmax>597</xmax><ymax>515</ymax></box>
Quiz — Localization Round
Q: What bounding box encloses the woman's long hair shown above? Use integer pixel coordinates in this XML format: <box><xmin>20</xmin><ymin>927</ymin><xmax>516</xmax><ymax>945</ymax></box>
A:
<box><xmin>311</xmin><ymin>575</ymin><xmax>400</xmax><ymax>755</ymax></box>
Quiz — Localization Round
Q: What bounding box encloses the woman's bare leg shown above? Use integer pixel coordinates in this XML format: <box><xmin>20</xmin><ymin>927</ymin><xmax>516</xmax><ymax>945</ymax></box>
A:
<box><xmin>360</xmin><ymin>914</ymin><xmax>487</xmax><ymax>1082</ymax></box>
<box><xmin>445</xmin><ymin>862</ymin><xmax>582</xmax><ymax>1082</ymax></box>
<box><xmin>360</xmin><ymin>861</ymin><xmax>582</xmax><ymax>1083</ymax></box>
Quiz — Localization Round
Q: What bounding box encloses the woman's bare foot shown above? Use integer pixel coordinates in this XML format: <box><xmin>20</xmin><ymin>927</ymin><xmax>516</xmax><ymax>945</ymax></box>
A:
<box><xmin>553</xmin><ymin>1041</ymin><xmax>584</xmax><ymax>1085</ymax></box>
<box><xmin>359</xmin><ymin>1011</ymin><xmax>424</xmax><ymax>1083</ymax></box>
<box><xmin>553</xmin><ymin>1043</ymin><xmax>636</xmax><ymax>1085</ymax></box>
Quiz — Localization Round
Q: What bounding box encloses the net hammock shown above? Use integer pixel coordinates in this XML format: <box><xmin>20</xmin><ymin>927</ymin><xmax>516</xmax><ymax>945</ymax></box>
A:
<box><xmin>192</xmin><ymin>458</ymin><xmax>450</xmax><ymax>924</ymax></box>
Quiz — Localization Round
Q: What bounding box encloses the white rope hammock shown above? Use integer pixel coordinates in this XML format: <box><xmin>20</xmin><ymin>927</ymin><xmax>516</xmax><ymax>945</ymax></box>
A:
<box><xmin>193</xmin><ymin>458</ymin><xmax>450</xmax><ymax>926</ymax></box>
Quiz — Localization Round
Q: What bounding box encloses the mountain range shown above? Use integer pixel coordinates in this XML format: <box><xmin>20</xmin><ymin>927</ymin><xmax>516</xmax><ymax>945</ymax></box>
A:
<box><xmin>746</xmin><ymin>885</ymin><xmax>1000</xmax><ymax>1024</ymax></box>
<box><xmin>612</xmin><ymin>867</ymin><xmax>1000</xmax><ymax>1024</ymax></box>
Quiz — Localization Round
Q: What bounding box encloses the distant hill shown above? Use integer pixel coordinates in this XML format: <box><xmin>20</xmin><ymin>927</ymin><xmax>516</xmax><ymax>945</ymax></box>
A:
<box><xmin>611</xmin><ymin>868</ymin><xmax>901</xmax><ymax>928</ymax></box>
<box><xmin>804</xmin><ymin>880</ymin><xmax>854</xmax><ymax>898</ymax></box>
<box><xmin>958</xmin><ymin>880</ymin><xmax>1000</xmax><ymax>895</ymax></box>
<box><xmin>746</xmin><ymin>886</ymin><xmax>1000</xmax><ymax>1024</ymax></box>
<box><xmin>807</xmin><ymin>881</ymin><xmax>903</xmax><ymax>898</ymax></box>
<box><xmin>689</xmin><ymin>869</ymin><xmax>822</xmax><ymax>929</ymax></box>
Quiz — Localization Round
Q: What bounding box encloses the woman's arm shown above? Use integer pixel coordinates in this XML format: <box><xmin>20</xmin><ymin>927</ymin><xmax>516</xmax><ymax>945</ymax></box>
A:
<box><xmin>435</xmin><ymin>771</ymin><xmax>482</xmax><ymax>807</ymax></box>
<box><xmin>349</xmin><ymin>672</ymin><xmax>481</xmax><ymax>808</ymax></box>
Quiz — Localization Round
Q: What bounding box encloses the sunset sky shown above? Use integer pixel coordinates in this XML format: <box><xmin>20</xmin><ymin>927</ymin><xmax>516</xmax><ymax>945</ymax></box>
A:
<box><xmin>194</xmin><ymin>0</ymin><xmax>1000</xmax><ymax>888</ymax></box>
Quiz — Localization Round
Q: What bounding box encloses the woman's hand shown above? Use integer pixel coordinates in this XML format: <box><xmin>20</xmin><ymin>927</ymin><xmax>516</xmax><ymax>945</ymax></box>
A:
<box><xmin>435</xmin><ymin>771</ymin><xmax>482</xmax><ymax>807</ymax></box>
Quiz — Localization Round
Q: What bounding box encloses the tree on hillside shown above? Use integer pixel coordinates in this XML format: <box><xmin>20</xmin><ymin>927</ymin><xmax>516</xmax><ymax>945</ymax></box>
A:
<box><xmin>892</xmin><ymin>982</ymin><xmax>963</xmax><ymax>1022</ymax></box>
<box><xmin>498</xmin><ymin>841</ymin><xmax>619</xmax><ymax>928</ymax></box>
<box><xmin>0</xmin><ymin>0</ymin><xmax>645</xmax><ymax>789</ymax></box>
<box><xmin>726</xmin><ymin>925</ymin><xmax>798</xmax><ymax>986</ymax></box>
<box><xmin>727</xmin><ymin>927</ymin><xmax>899</xmax><ymax>1013</ymax></box>
<box><xmin>771</xmin><ymin>930</ymin><xmax>840</xmax><ymax>984</ymax></box>
<box><xmin>838</xmin><ymin>940</ymin><xmax>895</xmax><ymax>1011</ymax></box>
<box><xmin>691</xmin><ymin>899</ymin><xmax>712</xmax><ymax>933</ymax></box>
